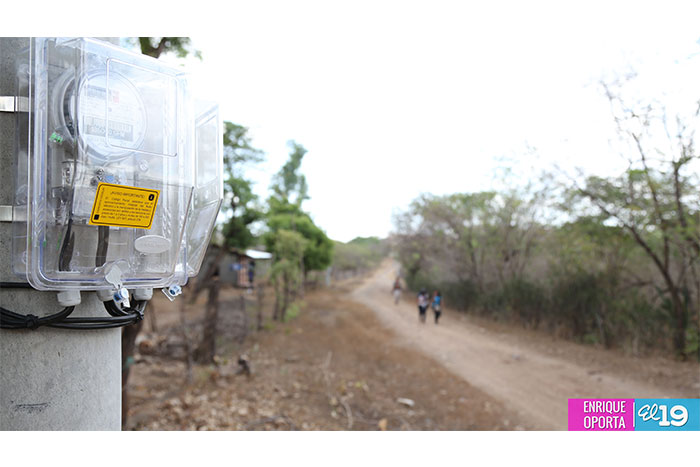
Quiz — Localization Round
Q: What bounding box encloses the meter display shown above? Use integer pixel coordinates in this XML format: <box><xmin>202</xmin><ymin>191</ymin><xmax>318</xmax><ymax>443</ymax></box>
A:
<box><xmin>76</xmin><ymin>70</ymin><xmax>148</xmax><ymax>159</ymax></box>
<box><xmin>12</xmin><ymin>38</ymin><xmax>222</xmax><ymax>292</ymax></box>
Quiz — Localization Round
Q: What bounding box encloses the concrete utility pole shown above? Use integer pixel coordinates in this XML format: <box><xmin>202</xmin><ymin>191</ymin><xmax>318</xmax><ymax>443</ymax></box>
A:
<box><xmin>0</xmin><ymin>38</ymin><xmax>121</xmax><ymax>430</ymax></box>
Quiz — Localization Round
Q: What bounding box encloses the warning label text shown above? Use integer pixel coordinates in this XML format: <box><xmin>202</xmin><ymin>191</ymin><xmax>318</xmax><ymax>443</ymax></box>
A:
<box><xmin>89</xmin><ymin>183</ymin><xmax>160</xmax><ymax>229</ymax></box>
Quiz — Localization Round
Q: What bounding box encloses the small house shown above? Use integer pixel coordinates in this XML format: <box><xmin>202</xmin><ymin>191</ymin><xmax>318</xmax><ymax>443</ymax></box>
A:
<box><xmin>218</xmin><ymin>248</ymin><xmax>272</xmax><ymax>288</ymax></box>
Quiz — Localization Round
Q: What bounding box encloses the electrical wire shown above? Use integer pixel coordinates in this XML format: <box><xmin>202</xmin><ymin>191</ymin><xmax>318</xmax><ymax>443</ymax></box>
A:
<box><xmin>0</xmin><ymin>282</ymin><xmax>33</xmax><ymax>289</ymax></box>
<box><xmin>0</xmin><ymin>304</ymin><xmax>74</xmax><ymax>330</ymax></box>
<box><xmin>58</xmin><ymin>216</ymin><xmax>75</xmax><ymax>271</ymax></box>
<box><xmin>104</xmin><ymin>299</ymin><xmax>130</xmax><ymax>317</ymax></box>
<box><xmin>0</xmin><ymin>300</ymin><xmax>147</xmax><ymax>330</ymax></box>
<box><xmin>95</xmin><ymin>226</ymin><xmax>110</xmax><ymax>267</ymax></box>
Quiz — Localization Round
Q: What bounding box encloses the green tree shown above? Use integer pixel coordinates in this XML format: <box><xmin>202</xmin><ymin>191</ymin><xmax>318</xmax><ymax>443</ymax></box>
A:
<box><xmin>270</xmin><ymin>141</ymin><xmax>309</xmax><ymax>207</ymax></box>
<box><xmin>576</xmin><ymin>167</ymin><xmax>699</xmax><ymax>358</ymax></box>
<box><xmin>265</xmin><ymin>141</ymin><xmax>333</xmax><ymax>276</ymax></box>
<box><xmin>572</xmin><ymin>79</ymin><xmax>700</xmax><ymax>358</ymax></box>
<box><xmin>266</xmin><ymin>210</ymin><xmax>333</xmax><ymax>273</ymax></box>
<box><xmin>394</xmin><ymin>190</ymin><xmax>543</xmax><ymax>292</ymax></box>
<box><xmin>269</xmin><ymin>229</ymin><xmax>307</xmax><ymax>321</ymax></box>
<box><xmin>547</xmin><ymin>217</ymin><xmax>643</xmax><ymax>347</ymax></box>
<box><xmin>137</xmin><ymin>37</ymin><xmax>202</xmax><ymax>59</ymax></box>
<box><xmin>221</xmin><ymin>122</ymin><xmax>265</xmax><ymax>250</ymax></box>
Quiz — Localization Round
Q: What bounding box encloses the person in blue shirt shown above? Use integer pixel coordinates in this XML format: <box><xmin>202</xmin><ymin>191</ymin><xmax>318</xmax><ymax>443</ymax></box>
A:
<box><xmin>431</xmin><ymin>290</ymin><xmax>442</xmax><ymax>324</ymax></box>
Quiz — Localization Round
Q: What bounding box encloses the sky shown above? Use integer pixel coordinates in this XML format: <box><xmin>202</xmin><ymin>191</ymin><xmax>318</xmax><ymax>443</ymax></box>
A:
<box><xmin>13</xmin><ymin>1</ymin><xmax>700</xmax><ymax>242</ymax></box>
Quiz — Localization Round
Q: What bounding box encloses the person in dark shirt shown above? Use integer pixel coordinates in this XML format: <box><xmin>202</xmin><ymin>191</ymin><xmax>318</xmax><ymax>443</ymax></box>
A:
<box><xmin>247</xmin><ymin>260</ymin><xmax>255</xmax><ymax>291</ymax></box>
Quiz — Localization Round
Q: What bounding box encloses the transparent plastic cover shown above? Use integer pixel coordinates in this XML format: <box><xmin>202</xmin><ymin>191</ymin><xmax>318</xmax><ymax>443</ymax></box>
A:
<box><xmin>15</xmin><ymin>38</ymin><xmax>207</xmax><ymax>291</ymax></box>
<box><xmin>185</xmin><ymin>101</ymin><xmax>223</xmax><ymax>278</ymax></box>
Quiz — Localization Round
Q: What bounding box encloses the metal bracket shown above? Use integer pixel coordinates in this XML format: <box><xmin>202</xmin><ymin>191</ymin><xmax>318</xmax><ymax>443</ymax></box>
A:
<box><xmin>0</xmin><ymin>206</ymin><xmax>12</xmax><ymax>222</ymax></box>
<box><xmin>0</xmin><ymin>206</ymin><xmax>26</xmax><ymax>223</ymax></box>
<box><xmin>0</xmin><ymin>96</ymin><xmax>29</xmax><ymax>113</ymax></box>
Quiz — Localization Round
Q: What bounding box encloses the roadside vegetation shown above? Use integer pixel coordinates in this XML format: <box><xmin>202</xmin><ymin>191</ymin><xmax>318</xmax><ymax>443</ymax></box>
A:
<box><xmin>394</xmin><ymin>77</ymin><xmax>700</xmax><ymax>360</ymax></box>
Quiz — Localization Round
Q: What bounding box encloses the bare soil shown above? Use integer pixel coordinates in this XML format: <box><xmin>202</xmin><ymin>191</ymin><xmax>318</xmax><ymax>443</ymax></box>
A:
<box><xmin>126</xmin><ymin>280</ymin><xmax>529</xmax><ymax>430</ymax></box>
<box><xmin>125</xmin><ymin>261</ymin><xmax>699</xmax><ymax>431</ymax></box>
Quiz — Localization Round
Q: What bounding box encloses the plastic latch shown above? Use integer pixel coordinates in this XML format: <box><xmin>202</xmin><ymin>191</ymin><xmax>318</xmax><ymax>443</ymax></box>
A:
<box><xmin>162</xmin><ymin>284</ymin><xmax>182</xmax><ymax>302</ymax></box>
<box><xmin>104</xmin><ymin>265</ymin><xmax>130</xmax><ymax>307</ymax></box>
<box><xmin>113</xmin><ymin>287</ymin><xmax>131</xmax><ymax>309</ymax></box>
<box><xmin>105</xmin><ymin>267</ymin><xmax>123</xmax><ymax>290</ymax></box>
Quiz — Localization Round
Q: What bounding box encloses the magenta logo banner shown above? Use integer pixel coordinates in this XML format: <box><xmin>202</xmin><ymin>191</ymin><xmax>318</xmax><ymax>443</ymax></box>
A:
<box><xmin>568</xmin><ymin>399</ymin><xmax>635</xmax><ymax>431</ymax></box>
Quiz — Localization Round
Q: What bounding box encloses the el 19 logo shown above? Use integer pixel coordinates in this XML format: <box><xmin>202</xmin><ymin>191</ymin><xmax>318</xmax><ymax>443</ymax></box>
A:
<box><xmin>637</xmin><ymin>403</ymin><xmax>688</xmax><ymax>427</ymax></box>
<box><xmin>634</xmin><ymin>399</ymin><xmax>700</xmax><ymax>431</ymax></box>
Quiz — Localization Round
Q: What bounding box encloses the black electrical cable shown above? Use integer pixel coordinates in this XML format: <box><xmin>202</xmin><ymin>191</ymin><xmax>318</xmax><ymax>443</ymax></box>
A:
<box><xmin>0</xmin><ymin>300</ymin><xmax>147</xmax><ymax>330</ymax></box>
<box><xmin>0</xmin><ymin>305</ymin><xmax>75</xmax><ymax>330</ymax></box>
<box><xmin>48</xmin><ymin>321</ymin><xmax>137</xmax><ymax>330</ymax></box>
<box><xmin>104</xmin><ymin>299</ymin><xmax>145</xmax><ymax>319</ymax></box>
<box><xmin>104</xmin><ymin>300</ymin><xmax>129</xmax><ymax>317</ymax></box>
<box><xmin>95</xmin><ymin>226</ymin><xmax>109</xmax><ymax>267</ymax></box>
<box><xmin>50</xmin><ymin>312</ymin><xmax>142</xmax><ymax>329</ymax></box>
<box><xmin>49</xmin><ymin>300</ymin><xmax>146</xmax><ymax>329</ymax></box>
<box><xmin>58</xmin><ymin>217</ymin><xmax>75</xmax><ymax>271</ymax></box>
<box><xmin>0</xmin><ymin>282</ymin><xmax>33</xmax><ymax>288</ymax></box>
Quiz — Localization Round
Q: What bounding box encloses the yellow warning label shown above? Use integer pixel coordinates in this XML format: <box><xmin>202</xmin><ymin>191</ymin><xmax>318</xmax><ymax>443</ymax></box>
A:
<box><xmin>89</xmin><ymin>183</ymin><xmax>160</xmax><ymax>229</ymax></box>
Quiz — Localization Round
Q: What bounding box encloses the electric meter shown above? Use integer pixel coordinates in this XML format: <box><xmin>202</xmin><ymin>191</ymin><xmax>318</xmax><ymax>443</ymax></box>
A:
<box><xmin>11</xmin><ymin>38</ymin><xmax>223</xmax><ymax>293</ymax></box>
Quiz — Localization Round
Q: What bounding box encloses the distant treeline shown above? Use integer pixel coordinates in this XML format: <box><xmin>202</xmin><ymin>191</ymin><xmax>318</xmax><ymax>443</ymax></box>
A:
<box><xmin>332</xmin><ymin>237</ymin><xmax>389</xmax><ymax>279</ymax></box>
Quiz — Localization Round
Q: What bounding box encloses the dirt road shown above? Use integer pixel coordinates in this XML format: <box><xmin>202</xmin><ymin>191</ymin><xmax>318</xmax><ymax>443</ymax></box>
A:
<box><xmin>352</xmin><ymin>261</ymin><xmax>700</xmax><ymax>430</ymax></box>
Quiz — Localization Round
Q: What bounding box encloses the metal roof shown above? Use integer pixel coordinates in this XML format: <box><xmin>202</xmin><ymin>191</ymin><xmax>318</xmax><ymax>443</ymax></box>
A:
<box><xmin>244</xmin><ymin>249</ymin><xmax>273</xmax><ymax>260</ymax></box>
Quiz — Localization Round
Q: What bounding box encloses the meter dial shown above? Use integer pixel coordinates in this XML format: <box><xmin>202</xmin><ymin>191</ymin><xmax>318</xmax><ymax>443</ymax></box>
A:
<box><xmin>71</xmin><ymin>70</ymin><xmax>148</xmax><ymax>162</ymax></box>
<box><xmin>76</xmin><ymin>70</ymin><xmax>147</xmax><ymax>161</ymax></box>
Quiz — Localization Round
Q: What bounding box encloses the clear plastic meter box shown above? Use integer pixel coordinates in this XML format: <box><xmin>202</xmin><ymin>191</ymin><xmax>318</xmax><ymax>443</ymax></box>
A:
<box><xmin>12</xmin><ymin>38</ymin><xmax>223</xmax><ymax>292</ymax></box>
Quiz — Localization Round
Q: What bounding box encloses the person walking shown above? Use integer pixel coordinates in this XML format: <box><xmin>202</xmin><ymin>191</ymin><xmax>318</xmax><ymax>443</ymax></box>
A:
<box><xmin>392</xmin><ymin>277</ymin><xmax>402</xmax><ymax>304</ymax></box>
<box><xmin>247</xmin><ymin>260</ymin><xmax>256</xmax><ymax>293</ymax></box>
<box><xmin>417</xmin><ymin>289</ymin><xmax>429</xmax><ymax>323</ymax></box>
<box><xmin>431</xmin><ymin>290</ymin><xmax>443</xmax><ymax>324</ymax></box>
